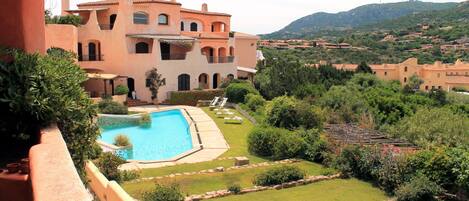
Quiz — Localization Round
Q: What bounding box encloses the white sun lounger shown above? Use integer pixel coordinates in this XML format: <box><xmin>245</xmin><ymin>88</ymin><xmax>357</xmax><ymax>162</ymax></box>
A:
<box><xmin>215</xmin><ymin>110</ymin><xmax>234</xmax><ymax>118</ymax></box>
<box><xmin>213</xmin><ymin>98</ymin><xmax>228</xmax><ymax>112</ymax></box>
<box><xmin>224</xmin><ymin>116</ymin><xmax>243</xmax><ymax>124</ymax></box>
<box><xmin>208</xmin><ymin>96</ymin><xmax>220</xmax><ymax>110</ymax></box>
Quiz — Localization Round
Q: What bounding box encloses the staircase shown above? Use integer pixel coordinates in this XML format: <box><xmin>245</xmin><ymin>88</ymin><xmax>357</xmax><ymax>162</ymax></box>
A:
<box><xmin>126</xmin><ymin>99</ymin><xmax>150</xmax><ymax>107</ymax></box>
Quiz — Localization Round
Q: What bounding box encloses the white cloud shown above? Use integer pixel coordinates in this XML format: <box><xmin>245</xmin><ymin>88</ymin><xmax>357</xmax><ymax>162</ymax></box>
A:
<box><xmin>46</xmin><ymin>0</ymin><xmax>464</xmax><ymax>34</ymax></box>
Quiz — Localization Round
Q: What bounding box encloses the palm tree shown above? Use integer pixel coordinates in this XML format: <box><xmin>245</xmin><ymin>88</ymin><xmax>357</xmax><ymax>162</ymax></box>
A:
<box><xmin>145</xmin><ymin>68</ymin><xmax>166</xmax><ymax>105</ymax></box>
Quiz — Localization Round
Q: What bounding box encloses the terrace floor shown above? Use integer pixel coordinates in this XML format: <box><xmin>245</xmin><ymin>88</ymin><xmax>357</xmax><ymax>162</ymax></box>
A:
<box><xmin>120</xmin><ymin>105</ymin><xmax>229</xmax><ymax>170</ymax></box>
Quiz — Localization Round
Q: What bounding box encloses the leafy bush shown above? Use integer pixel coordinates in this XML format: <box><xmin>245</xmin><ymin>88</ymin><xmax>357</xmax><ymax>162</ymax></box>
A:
<box><xmin>227</xmin><ymin>184</ymin><xmax>242</xmax><ymax>194</ymax></box>
<box><xmin>225</xmin><ymin>83</ymin><xmax>259</xmax><ymax>103</ymax></box>
<box><xmin>115</xmin><ymin>85</ymin><xmax>129</xmax><ymax>95</ymax></box>
<box><xmin>253</xmin><ymin>166</ymin><xmax>305</xmax><ymax>186</ymax></box>
<box><xmin>265</xmin><ymin>96</ymin><xmax>297</xmax><ymax>129</ymax></box>
<box><xmin>296</xmin><ymin>129</ymin><xmax>330</xmax><ymax>162</ymax></box>
<box><xmin>293</xmin><ymin>84</ymin><xmax>326</xmax><ymax>100</ymax></box>
<box><xmin>377</xmin><ymin>153</ymin><xmax>413</xmax><ymax>193</ymax></box>
<box><xmin>95</xmin><ymin>152</ymin><xmax>126</xmax><ymax>182</ymax></box>
<box><xmin>347</xmin><ymin>73</ymin><xmax>382</xmax><ymax>91</ymax></box>
<box><xmin>273</xmin><ymin>132</ymin><xmax>305</xmax><ymax>160</ymax></box>
<box><xmin>247</xmin><ymin>127</ymin><xmax>282</xmax><ymax>157</ymax></box>
<box><xmin>219</xmin><ymin>79</ymin><xmax>249</xmax><ymax>89</ymax></box>
<box><xmin>98</xmin><ymin>100</ymin><xmax>128</xmax><ymax>114</ymax></box>
<box><xmin>168</xmin><ymin>89</ymin><xmax>224</xmax><ymax>106</ymax></box>
<box><xmin>120</xmin><ymin>170</ymin><xmax>141</xmax><ymax>182</ymax></box>
<box><xmin>45</xmin><ymin>11</ymin><xmax>82</xmax><ymax>27</ymax></box>
<box><xmin>139</xmin><ymin>113</ymin><xmax>152</xmax><ymax>126</ymax></box>
<box><xmin>319</xmin><ymin>86</ymin><xmax>369</xmax><ymax>123</ymax></box>
<box><xmin>334</xmin><ymin>145</ymin><xmax>381</xmax><ymax>180</ymax></box>
<box><xmin>244</xmin><ymin>93</ymin><xmax>266</xmax><ymax>111</ymax></box>
<box><xmin>114</xmin><ymin>134</ymin><xmax>131</xmax><ymax>147</ymax></box>
<box><xmin>396</xmin><ymin>174</ymin><xmax>442</xmax><ymax>201</ymax></box>
<box><xmin>0</xmin><ymin>49</ymin><xmax>99</xmax><ymax>180</ymax></box>
<box><xmin>266</xmin><ymin>96</ymin><xmax>323</xmax><ymax>130</ymax></box>
<box><xmin>142</xmin><ymin>184</ymin><xmax>184</xmax><ymax>201</ymax></box>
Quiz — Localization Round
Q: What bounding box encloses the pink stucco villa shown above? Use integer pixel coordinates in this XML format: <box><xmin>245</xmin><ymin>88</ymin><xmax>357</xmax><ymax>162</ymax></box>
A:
<box><xmin>46</xmin><ymin>0</ymin><xmax>260</xmax><ymax>103</ymax></box>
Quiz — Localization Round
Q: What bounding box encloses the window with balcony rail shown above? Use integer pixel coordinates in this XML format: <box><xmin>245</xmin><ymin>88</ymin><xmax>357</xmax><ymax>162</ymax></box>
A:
<box><xmin>206</xmin><ymin>56</ymin><xmax>235</xmax><ymax>64</ymax></box>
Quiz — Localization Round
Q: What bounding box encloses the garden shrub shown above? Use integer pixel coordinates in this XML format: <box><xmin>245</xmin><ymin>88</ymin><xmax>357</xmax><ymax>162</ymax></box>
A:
<box><xmin>114</xmin><ymin>134</ymin><xmax>131</xmax><ymax>147</ymax></box>
<box><xmin>0</xmin><ymin>49</ymin><xmax>100</xmax><ymax>180</ymax></box>
<box><xmin>294</xmin><ymin>102</ymin><xmax>324</xmax><ymax>130</ymax></box>
<box><xmin>247</xmin><ymin>126</ymin><xmax>282</xmax><ymax>157</ymax></box>
<box><xmin>253</xmin><ymin>166</ymin><xmax>305</xmax><ymax>186</ymax></box>
<box><xmin>396</xmin><ymin>174</ymin><xmax>442</xmax><ymax>201</ymax></box>
<box><xmin>293</xmin><ymin>84</ymin><xmax>326</xmax><ymax>100</ymax></box>
<box><xmin>142</xmin><ymin>184</ymin><xmax>184</xmax><ymax>201</ymax></box>
<box><xmin>265</xmin><ymin>96</ymin><xmax>298</xmax><ymax>129</ymax></box>
<box><xmin>168</xmin><ymin>89</ymin><xmax>224</xmax><ymax>106</ymax></box>
<box><xmin>120</xmin><ymin>170</ymin><xmax>141</xmax><ymax>182</ymax></box>
<box><xmin>219</xmin><ymin>79</ymin><xmax>249</xmax><ymax>89</ymax></box>
<box><xmin>272</xmin><ymin>132</ymin><xmax>305</xmax><ymax>160</ymax></box>
<box><xmin>244</xmin><ymin>93</ymin><xmax>266</xmax><ymax>111</ymax></box>
<box><xmin>227</xmin><ymin>184</ymin><xmax>242</xmax><ymax>194</ymax></box>
<box><xmin>115</xmin><ymin>85</ymin><xmax>129</xmax><ymax>95</ymax></box>
<box><xmin>98</xmin><ymin>100</ymin><xmax>128</xmax><ymax>114</ymax></box>
<box><xmin>377</xmin><ymin>153</ymin><xmax>413</xmax><ymax>193</ymax></box>
<box><xmin>225</xmin><ymin>82</ymin><xmax>258</xmax><ymax>103</ymax></box>
<box><xmin>296</xmin><ymin>129</ymin><xmax>330</xmax><ymax>162</ymax></box>
<box><xmin>334</xmin><ymin>145</ymin><xmax>381</xmax><ymax>180</ymax></box>
<box><xmin>319</xmin><ymin>86</ymin><xmax>369</xmax><ymax>123</ymax></box>
<box><xmin>95</xmin><ymin>152</ymin><xmax>126</xmax><ymax>182</ymax></box>
<box><xmin>45</xmin><ymin>10</ymin><xmax>82</xmax><ymax>27</ymax></box>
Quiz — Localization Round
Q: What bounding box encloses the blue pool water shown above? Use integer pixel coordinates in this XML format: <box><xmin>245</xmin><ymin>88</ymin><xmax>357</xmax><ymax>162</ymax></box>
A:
<box><xmin>100</xmin><ymin>110</ymin><xmax>193</xmax><ymax>161</ymax></box>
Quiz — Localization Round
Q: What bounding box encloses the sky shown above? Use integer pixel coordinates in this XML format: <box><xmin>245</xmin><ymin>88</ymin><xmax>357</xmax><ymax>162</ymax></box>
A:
<box><xmin>45</xmin><ymin>0</ymin><xmax>464</xmax><ymax>34</ymax></box>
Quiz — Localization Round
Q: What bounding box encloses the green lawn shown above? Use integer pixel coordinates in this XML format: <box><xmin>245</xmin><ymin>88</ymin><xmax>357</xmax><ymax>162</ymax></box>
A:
<box><xmin>123</xmin><ymin>161</ymin><xmax>335</xmax><ymax>198</ymax></box>
<box><xmin>213</xmin><ymin>179</ymin><xmax>390</xmax><ymax>201</ymax></box>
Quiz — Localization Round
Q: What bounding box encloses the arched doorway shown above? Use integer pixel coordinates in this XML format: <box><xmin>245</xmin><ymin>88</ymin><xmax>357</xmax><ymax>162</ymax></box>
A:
<box><xmin>201</xmin><ymin>47</ymin><xmax>214</xmax><ymax>63</ymax></box>
<box><xmin>213</xmin><ymin>73</ymin><xmax>220</xmax><ymax>89</ymax></box>
<box><xmin>127</xmin><ymin>78</ymin><xmax>135</xmax><ymax>98</ymax></box>
<box><xmin>198</xmin><ymin>73</ymin><xmax>209</xmax><ymax>89</ymax></box>
<box><xmin>88</xmin><ymin>42</ymin><xmax>96</xmax><ymax>61</ymax></box>
<box><xmin>178</xmin><ymin>74</ymin><xmax>190</xmax><ymax>91</ymax></box>
<box><xmin>77</xmin><ymin>43</ymin><xmax>83</xmax><ymax>61</ymax></box>
<box><xmin>161</xmin><ymin>42</ymin><xmax>171</xmax><ymax>60</ymax></box>
<box><xmin>110</xmin><ymin>14</ymin><xmax>117</xmax><ymax>29</ymax></box>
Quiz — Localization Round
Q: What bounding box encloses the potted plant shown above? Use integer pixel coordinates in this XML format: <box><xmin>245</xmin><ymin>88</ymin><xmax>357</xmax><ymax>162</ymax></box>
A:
<box><xmin>146</xmin><ymin>68</ymin><xmax>166</xmax><ymax>105</ymax></box>
<box><xmin>113</xmin><ymin>85</ymin><xmax>129</xmax><ymax>104</ymax></box>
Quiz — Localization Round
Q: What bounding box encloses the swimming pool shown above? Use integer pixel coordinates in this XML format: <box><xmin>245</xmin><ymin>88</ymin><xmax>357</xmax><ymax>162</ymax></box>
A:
<box><xmin>99</xmin><ymin>110</ymin><xmax>194</xmax><ymax>161</ymax></box>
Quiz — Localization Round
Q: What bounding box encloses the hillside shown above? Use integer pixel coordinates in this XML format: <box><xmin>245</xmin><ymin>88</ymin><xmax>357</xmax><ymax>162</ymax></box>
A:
<box><xmin>263</xmin><ymin>0</ymin><xmax>457</xmax><ymax>39</ymax></box>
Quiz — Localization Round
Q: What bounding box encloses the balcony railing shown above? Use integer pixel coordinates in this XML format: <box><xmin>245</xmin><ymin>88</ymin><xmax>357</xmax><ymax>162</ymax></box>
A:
<box><xmin>79</xmin><ymin>54</ymin><xmax>104</xmax><ymax>61</ymax></box>
<box><xmin>161</xmin><ymin>54</ymin><xmax>186</xmax><ymax>60</ymax></box>
<box><xmin>99</xmin><ymin>24</ymin><xmax>114</xmax><ymax>30</ymax></box>
<box><xmin>207</xmin><ymin>56</ymin><xmax>235</xmax><ymax>64</ymax></box>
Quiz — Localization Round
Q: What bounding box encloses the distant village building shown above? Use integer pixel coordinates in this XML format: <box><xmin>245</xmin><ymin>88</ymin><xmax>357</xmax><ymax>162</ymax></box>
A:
<box><xmin>312</xmin><ymin>58</ymin><xmax>469</xmax><ymax>91</ymax></box>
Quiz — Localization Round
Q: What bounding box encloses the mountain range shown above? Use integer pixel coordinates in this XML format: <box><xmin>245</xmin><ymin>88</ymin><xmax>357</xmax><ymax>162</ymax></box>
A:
<box><xmin>262</xmin><ymin>0</ymin><xmax>459</xmax><ymax>39</ymax></box>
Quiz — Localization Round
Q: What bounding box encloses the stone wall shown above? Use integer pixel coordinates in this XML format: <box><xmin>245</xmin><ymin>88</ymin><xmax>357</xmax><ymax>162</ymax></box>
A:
<box><xmin>85</xmin><ymin>161</ymin><xmax>134</xmax><ymax>201</ymax></box>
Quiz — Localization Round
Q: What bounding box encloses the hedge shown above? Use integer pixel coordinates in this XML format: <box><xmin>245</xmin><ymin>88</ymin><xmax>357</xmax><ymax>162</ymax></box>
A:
<box><xmin>168</xmin><ymin>89</ymin><xmax>224</xmax><ymax>106</ymax></box>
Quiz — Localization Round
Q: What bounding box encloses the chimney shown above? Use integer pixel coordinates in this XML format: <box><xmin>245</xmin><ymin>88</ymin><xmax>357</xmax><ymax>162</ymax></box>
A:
<box><xmin>61</xmin><ymin>0</ymin><xmax>70</xmax><ymax>15</ymax></box>
<box><xmin>202</xmin><ymin>3</ymin><xmax>208</xmax><ymax>12</ymax></box>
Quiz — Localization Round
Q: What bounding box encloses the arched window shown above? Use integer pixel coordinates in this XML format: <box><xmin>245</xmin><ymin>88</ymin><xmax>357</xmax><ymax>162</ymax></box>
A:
<box><xmin>404</xmin><ymin>77</ymin><xmax>407</xmax><ymax>83</ymax></box>
<box><xmin>227</xmin><ymin>74</ymin><xmax>234</xmax><ymax>80</ymax></box>
<box><xmin>178</xmin><ymin>74</ymin><xmax>190</xmax><ymax>91</ymax></box>
<box><xmin>158</xmin><ymin>14</ymin><xmax>169</xmax><ymax>25</ymax></box>
<box><xmin>180</xmin><ymin>21</ymin><xmax>184</xmax><ymax>31</ymax></box>
<box><xmin>190</xmin><ymin>22</ymin><xmax>198</xmax><ymax>32</ymax></box>
<box><xmin>133</xmin><ymin>12</ymin><xmax>148</xmax><ymax>24</ymax></box>
<box><xmin>404</xmin><ymin>66</ymin><xmax>408</xmax><ymax>72</ymax></box>
<box><xmin>135</xmin><ymin>42</ymin><xmax>149</xmax><ymax>54</ymax></box>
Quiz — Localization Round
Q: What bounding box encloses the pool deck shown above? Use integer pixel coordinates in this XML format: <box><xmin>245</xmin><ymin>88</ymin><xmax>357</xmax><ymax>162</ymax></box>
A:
<box><xmin>119</xmin><ymin>105</ymin><xmax>229</xmax><ymax>170</ymax></box>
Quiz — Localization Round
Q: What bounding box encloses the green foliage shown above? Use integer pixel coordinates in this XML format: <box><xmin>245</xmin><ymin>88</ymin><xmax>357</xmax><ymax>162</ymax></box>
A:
<box><xmin>273</xmin><ymin>131</ymin><xmax>305</xmax><ymax>160</ymax></box>
<box><xmin>98</xmin><ymin>100</ymin><xmax>128</xmax><ymax>114</ymax></box>
<box><xmin>334</xmin><ymin>146</ymin><xmax>381</xmax><ymax>180</ymax></box>
<box><xmin>244</xmin><ymin>93</ymin><xmax>266</xmax><ymax>111</ymax></box>
<box><xmin>142</xmin><ymin>184</ymin><xmax>184</xmax><ymax>201</ymax></box>
<box><xmin>146</xmin><ymin>68</ymin><xmax>166</xmax><ymax>101</ymax></box>
<box><xmin>428</xmin><ymin>89</ymin><xmax>447</xmax><ymax>106</ymax></box>
<box><xmin>407</xmin><ymin>75</ymin><xmax>424</xmax><ymax>91</ymax></box>
<box><xmin>225</xmin><ymin>83</ymin><xmax>258</xmax><ymax>103</ymax></box>
<box><xmin>387</xmin><ymin>107</ymin><xmax>469</xmax><ymax>147</ymax></box>
<box><xmin>377</xmin><ymin>154</ymin><xmax>413</xmax><ymax>193</ymax></box>
<box><xmin>0</xmin><ymin>49</ymin><xmax>99</xmax><ymax>180</ymax></box>
<box><xmin>227</xmin><ymin>184</ymin><xmax>242</xmax><ymax>194</ymax></box>
<box><xmin>45</xmin><ymin>10</ymin><xmax>82</xmax><ymax>27</ymax></box>
<box><xmin>319</xmin><ymin>86</ymin><xmax>369</xmax><ymax>123</ymax></box>
<box><xmin>115</xmin><ymin>85</ymin><xmax>129</xmax><ymax>95</ymax></box>
<box><xmin>356</xmin><ymin>61</ymin><xmax>373</xmax><ymax>74</ymax></box>
<box><xmin>247</xmin><ymin>126</ymin><xmax>283</xmax><ymax>157</ymax></box>
<box><xmin>253</xmin><ymin>166</ymin><xmax>305</xmax><ymax>186</ymax></box>
<box><xmin>95</xmin><ymin>152</ymin><xmax>126</xmax><ymax>182</ymax></box>
<box><xmin>139</xmin><ymin>113</ymin><xmax>152</xmax><ymax>126</ymax></box>
<box><xmin>293</xmin><ymin>84</ymin><xmax>326</xmax><ymax>100</ymax></box>
<box><xmin>114</xmin><ymin>134</ymin><xmax>131</xmax><ymax>147</ymax></box>
<box><xmin>296</xmin><ymin>129</ymin><xmax>330</xmax><ymax>162</ymax></box>
<box><xmin>120</xmin><ymin>170</ymin><xmax>141</xmax><ymax>182</ymax></box>
<box><xmin>347</xmin><ymin>73</ymin><xmax>382</xmax><ymax>91</ymax></box>
<box><xmin>395</xmin><ymin>174</ymin><xmax>443</xmax><ymax>201</ymax></box>
<box><xmin>169</xmin><ymin>89</ymin><xmax>224</xmax><ymax>106</ymax></box>
<box><xmin>266</xmin><ymin>96</ymin><xmax>324</xmax><ymax>130</ymax></box>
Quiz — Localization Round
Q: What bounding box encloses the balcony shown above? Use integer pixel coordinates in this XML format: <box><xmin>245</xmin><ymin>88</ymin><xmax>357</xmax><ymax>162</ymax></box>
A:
<box><xmin>161</xmin><ymin>54</ymin><xmax>187</xmax><ymax>60</ymax></box>
<box><xmin>207</xmin><ymin>56</ymin><xmax>235</xmax><ymax>64</ymax></box>
<box><xmin>78</xmin><ymin>55</ymin><xmax>104</xmax><ymax>62</ymax></box>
